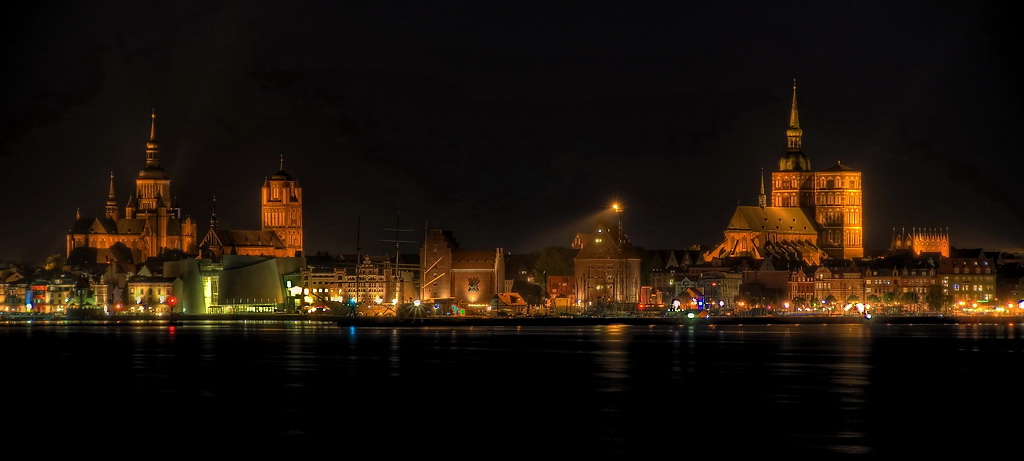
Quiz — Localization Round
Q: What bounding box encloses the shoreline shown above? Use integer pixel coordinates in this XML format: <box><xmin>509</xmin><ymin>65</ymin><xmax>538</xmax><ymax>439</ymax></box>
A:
<box><xmin>2</xmin><ymin>313</ymin><xmax>1022</xmax><ymax>327</ymax></box>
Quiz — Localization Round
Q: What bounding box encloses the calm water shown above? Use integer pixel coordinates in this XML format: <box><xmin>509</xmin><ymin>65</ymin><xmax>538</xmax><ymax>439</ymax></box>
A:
<box><xmin>4</xmin><ymin>322</ymin><xmax>1022</xmax><ymax>455</ymax></box>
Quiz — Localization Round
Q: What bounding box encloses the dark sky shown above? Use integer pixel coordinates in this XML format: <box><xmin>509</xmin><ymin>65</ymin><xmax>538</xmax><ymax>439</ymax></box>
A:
<box><xmin>2</xmin><ymin>1</ymin><xmax>1021</xmax><ymax>263</ymax></box>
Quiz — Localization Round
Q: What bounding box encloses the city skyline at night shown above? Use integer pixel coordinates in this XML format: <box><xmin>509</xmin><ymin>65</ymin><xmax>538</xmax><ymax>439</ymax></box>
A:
<box><xmin>2</xmin><ymin>2</ymin><xmax>1022</xmax><ymax>263</ymax></box>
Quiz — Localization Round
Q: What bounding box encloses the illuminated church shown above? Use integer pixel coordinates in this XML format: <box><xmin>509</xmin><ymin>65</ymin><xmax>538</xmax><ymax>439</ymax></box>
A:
<box><xmin>705</xmin><ymin>81</ymin><xmax>864</xmax><ymax>263</ymax></box>
<box><xmin>66</xmin><ymin>111</ymin><xmax>197</xmax><ymax>263</ymax></box>
<box><xmin>200</xmin><ymin>156</ymin><xmax>304</xmax><ymax>259</ymax></box>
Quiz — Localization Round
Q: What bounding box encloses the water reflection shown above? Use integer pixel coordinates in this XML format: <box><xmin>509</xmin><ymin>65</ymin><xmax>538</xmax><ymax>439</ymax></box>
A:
<box><xmin>595</xmin><ymin>324</ymin><xmax>630</xmax><ymax>393</ymax></box>
<box><xmin>4</xmin><ymin>322</ymin><xmax>1021</xmax><ymax>455</ymax></box>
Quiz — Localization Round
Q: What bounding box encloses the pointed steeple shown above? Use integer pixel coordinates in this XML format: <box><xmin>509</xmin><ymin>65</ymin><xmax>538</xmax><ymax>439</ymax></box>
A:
<box><xmin>778</xmin><ymin>80</ymin><xmax>811</xmax><ymax>171</ymax></box>
<box><xmin>107</xmin><ymin>172</ymin><xmax>116</xmax><ymax>200</ymax></box>
<box><xmin>786</xmin><ymin>79</ymin><xmax>803</xmax><ymax>152</ymax></box>
<box><xmin>145</xmin><ymin>109</ymin><xmax>160</xmax><ymax>167</ymax></box>
<box><xmin>280</xmin><ymin>154</ymin><xmax>284</xmax><ymax>171</ymax></box>
<box><xmin>106</xmin><ymin>172</ymin><xmax>119</xmax><ymax>220</ymax></box>
<box><xmin>758</xmin><ymin>168</ymin><xmax>767</xmax><ymax>209</ymax></box>
<box><xmin>210</xmin><ymin>195</ymin><xmax>219</xmax><ymax>230</ymax></box>
<box><xmin>125</xmin><ymin>194</ymin><xmax>136</xmax><ymax>218</ymax></box>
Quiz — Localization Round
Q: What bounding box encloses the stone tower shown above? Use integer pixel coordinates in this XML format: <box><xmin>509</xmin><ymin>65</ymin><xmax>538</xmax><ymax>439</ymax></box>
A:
<box><xmin>770</xmin><ymin>81</ymin><xmax>864</xmax><ymax>259</ymax></box>
<box><xmin>261</xmin><ymin>155</ymin><xmax>303</xmax><ymax>257</ymax></box>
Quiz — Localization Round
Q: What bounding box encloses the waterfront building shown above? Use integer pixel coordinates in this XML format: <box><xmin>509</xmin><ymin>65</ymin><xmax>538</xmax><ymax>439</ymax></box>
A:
<box><xmin>490</xmin><ymin>292</ymin><xmax>529</xmax><ymax>314</ymax></box>
<box><xmin>546</xmin><ymin>275</ymin><xmax>576</xmax><ymax>309</ymax></box>
<box><xmin>573</xmin><ymin>208</ymin><xmax>641</xmax><ymax>307</ymax></box>
<box><xmin>786</xmin><ymin>265</ymin><xmax>816</xmax><ymax>309</ymax></box>
<box><xmin>648</xmin><ymin>249</ymin><xmax>703</xmax><ymax>300</ymax></box>
<box><xmin>126</xmin><ymin>267</ymin><xmax>176</xmax><ymax>313</ymax></box>
<box><xmin>66</xmin><ymin>112</ymin><xmax>197</xmax><ymax>264</ymax></box>
<box><xmin>940</xmin><ymin>248</ymin><xmax>997</xmax><ymax>312</ymax></box>
<box><xmin>862</xmin><ymin>267</ymin><xmax>901</xmax><ymax>306</ymax></box>
<box><xmin>164</xmin><ymin>255</ymin><xmax>305</xmax><ymax>314</ymax></box>
<box><xmin>896</xmin><ymin>261</ymin><xmax>939</xmax><ymax>312</ymax></box>
<box><xmin>420</xmin><ymin>229</ymin><xmax>505</xmax><ymax>311</ymax></box>
<box><xmin>812</xmin><ymin>261</ymin><xmax>865</xmax><ymax>308</ymax></box>
<box><xmin>996</xmin><ymin>260</ymin><xmax>1024</xmax><ymax>309</ymax></box>
<box><xmin>44</xmin><ymin>276</ymin><xmax>76</xmax><ymax>312</ymax></box>
<box><xmin>301</xmin><ymin>255</ymin><xmax>407</xmax><ymax>308</ymax></box>
<box><xmin>739</xmin><ymin>258</ymin><xmax>791</xmax><ymax>309</ymax></box>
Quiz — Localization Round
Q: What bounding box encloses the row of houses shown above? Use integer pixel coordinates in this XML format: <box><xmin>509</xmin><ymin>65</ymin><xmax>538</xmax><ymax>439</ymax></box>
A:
<box><xmin>4</xmin><ymin>243</ymin><xmax>1023</xmax><ymax>316</ymax></box>
<box><xmin>638</xmin><ymin>248</ymin><xmax>1024</xmax><ymax>314</ymax></box>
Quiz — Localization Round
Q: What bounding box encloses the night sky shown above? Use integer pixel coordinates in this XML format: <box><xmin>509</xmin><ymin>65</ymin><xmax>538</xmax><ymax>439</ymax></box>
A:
<box><xmin>2</xmin><ymin>1</ymin><xmax>1021</xmax><ymax>264</ymax></box>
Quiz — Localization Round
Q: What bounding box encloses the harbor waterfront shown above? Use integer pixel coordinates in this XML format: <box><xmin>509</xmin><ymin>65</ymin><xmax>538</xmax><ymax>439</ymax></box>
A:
<box><xmin>4</xmin><ymin>319</ymin><xmax>1021</xmax><ymax>455</ymax></box>
<box><xmin>4</xmin><ymin>312</ymin><xmax>1023</xmax><ymax>326</ymax></box>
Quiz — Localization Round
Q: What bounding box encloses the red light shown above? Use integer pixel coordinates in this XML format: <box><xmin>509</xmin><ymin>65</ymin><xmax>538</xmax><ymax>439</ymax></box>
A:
<box><xmin>168</xmin><ymin>326</ymin><xmax>176</xmax><ymax>333</ymax></box>
<box><xmin>167</xmin><ymin>296</ymin><xmax>177</xmax><ymax>306</ymax></box>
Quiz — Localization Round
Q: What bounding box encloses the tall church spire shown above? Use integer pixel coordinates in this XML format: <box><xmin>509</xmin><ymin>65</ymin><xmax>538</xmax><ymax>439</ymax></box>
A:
<box><xmin>778</xmin><ymin>79</ymin><xmax>810</xmax><ymax>171</ymax></box>
<box><xmin>106</xmin><ymin>171</ymin><xmax>119</xmax><ymax>220</ymax></box>
<box><xmin>210</xmin><ymin>195</ymin><xmax>218</xmax><ymax>230</ymax></box>
<box><xmin>145</xmin><ymin>109</ymin><xmax>160</xmax><ymax>167</ymax></box>
<box><xmin>107</xmin><ymin>171</ymin><xmax>116</xmax><ymax>200</ymax></box>
<box><xmin>758</xmin><ymin>168</ymin><xmax>767</xmax><ymax>209</ymax></box>
<box><xmin>787</xmin><ymin>79</ymin><xmax>803</xmax><ymax>152</ymax></box>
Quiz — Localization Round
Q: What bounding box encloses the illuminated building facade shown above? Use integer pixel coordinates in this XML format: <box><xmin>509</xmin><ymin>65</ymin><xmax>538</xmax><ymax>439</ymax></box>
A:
<box><xmin>771</xmin><ymin>81</ymin><xmax>864</xmax><ymax>259</ymax></box>
<box><xmin>200</xmin><ymin>159</ymin><xmax>303</xmax><ymax>259</ymax></box>
<box><xmin>300</xmin><ymin>255</ymin><xmax>413</xmax><ymax>309</ymax></box>
<box><xmin>420</xmin><ymin>229</ymin><xmax>505</xmax><ymax>310</ymax></box>
<box><xmin>812</xmin><ymin>262</ymin><xmax>865</xmax><ymax>305</ymax></box>
<box><xmin>940</xmin><ymin>249</ymin><xmax>996</xmax><ymax>311</ymax></box>
<box><xmin>892</xmin><ymin>227</ymin><xmax>950</xmax><ymax>257</ymax></box>
<box><xmin>202</xmin><ymin>229</ymin><xmax>288</xmax><ymax>258</ymax></box>
<box><xmin>703</xmin><ymin>203</ymin><xmax>826</xmax><ymax>265</ymax></box>
<box><xmin>163</xmin><ymin>255</ymin><xmax>306</xmax><ymax>314</ymax></box>
<box><xmin>787</xmin><ymin>266</ymin><xmax>816</xmax><ymax>307</ymax></box>
<box><xmin>126</xmin><ymin>271</ymin><xmax>176</xmax><ymax>313</ymax></box>
<box><xmin>706</xmin><ymin>82</ymin><xmax>864</xmax><ymax>264</ymax></box>
<box><xmin>546</xmin><ymin>275</ymin><xmax>576</xmax><ymax>308</ymax></box>
<box><xmin>574</xmin><ymin>212</ymin><xmax>641</xmax><ymax>306</ymax></box>
<box><xmin>262</xmin><ymin>156</ymin><xmax>303</xmax><ymax>257</ymax></box>
<box><xmin>66</xmin><ymin>112</ymin><xmax>197</xmax><ymax>263</ymax></box>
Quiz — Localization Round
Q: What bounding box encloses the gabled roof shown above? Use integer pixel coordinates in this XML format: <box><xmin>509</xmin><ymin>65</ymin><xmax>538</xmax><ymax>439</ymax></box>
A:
<box><xmin>208</xmin><ymin>229</ymin><xmax>286</xmax><ymax>249</ymax></box>
<box><xmin>726</xmin><ymin>206</ymin><xmax>817</xmax><ymax>235</ymax></box>
<box><xmin>491</xmin><ymin>292</ymin><xmax>528</xmax><ymax>307</ymax></box>
<box><xmin>823</xmin><ymin>162</ymin><xmax>856</xmax><ymax>172</ymax></box>
<box><xmin>575</xmin><ymin>221</ymin><xmax>640</xmax><ymax>261</ymax></box>
<box><xmin>69</xmin><ymin>217</ymin><xmax>118</xmax><ymax>234</ymax></box>
<box><xmin>116</xmin><ymin>219</ymin><xmax>150</xmax><ymax>235</ymax></box>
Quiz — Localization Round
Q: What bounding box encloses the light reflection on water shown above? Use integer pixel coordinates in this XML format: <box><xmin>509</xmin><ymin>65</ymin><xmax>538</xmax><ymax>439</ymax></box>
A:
<box><xmin>3</xmin><ymin>322</ymin><xmax>1021</xmax><ymax>455</ymax></box>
